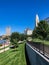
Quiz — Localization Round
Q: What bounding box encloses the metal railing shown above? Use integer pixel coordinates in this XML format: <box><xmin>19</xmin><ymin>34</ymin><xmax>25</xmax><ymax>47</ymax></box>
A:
<box><xmin>27</xmin><ymin>41</ymin><xmax>49</xmax><ymax>58</ymax></box>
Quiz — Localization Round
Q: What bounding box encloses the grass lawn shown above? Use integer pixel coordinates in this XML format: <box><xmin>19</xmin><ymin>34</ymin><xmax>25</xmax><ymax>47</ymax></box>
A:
<box><xmin>32</xmin><ymin>38</ymin><xmax>49</xmax><ymax>45</ymax></box>
<box><xmin>0</xmin><ymin>43</ymin><xmax>26</xmax><ymax>65</ymax></box>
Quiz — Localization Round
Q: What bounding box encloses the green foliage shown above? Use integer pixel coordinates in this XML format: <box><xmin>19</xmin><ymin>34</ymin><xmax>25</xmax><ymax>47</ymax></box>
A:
<box><xmin>10</xmin><ymin>32</ymin><xmax>20</xmax><ymax>47</ymax></box>
<box><xmin>10</xmin><ymin>32</ymin><xmax>27</xmax><ymax>42</ymax></box>
<box><xmin>32</xmin><ymin>20</ymin><xmax>49</xmax><ymax>40</ymax></box>
<box><xmin>32</xmin><ymin>29</ymin><xmax>39</xmax><ymax>38</ymax></box>
<box><xmin>10</xmin><ymin>32</ymin><xmax>27</xmax><ymax>47</ymax></box>
<box><xmin>38</xmin><ymin>35</ymin><xmax>43</xmax><ymax>40</ymax></box>
<box><xmin>10</xmin><ymin>32</ymin><xmax>20</xmax><ymax>42</ymax></box>
<box><xmin>20</xmin><ymin>34</ymin><xmax>27</xmax><ymax>41</ymax></box>
<box><xmin>45</xmin><ymin>35</ymin><xmax>49</xmax><ymax>41</ymax></box>
<box><xmin>13</xmin><ymin>39</ymin><xmax>18</xmax><ymax>47</ymax></box>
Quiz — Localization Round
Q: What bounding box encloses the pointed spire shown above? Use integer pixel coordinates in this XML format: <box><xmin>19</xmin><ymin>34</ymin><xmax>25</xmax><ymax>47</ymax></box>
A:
<box><xmin>36</xmin><ymin>14</ymin><xmax>39</xmax><ymax>27</ymax></box>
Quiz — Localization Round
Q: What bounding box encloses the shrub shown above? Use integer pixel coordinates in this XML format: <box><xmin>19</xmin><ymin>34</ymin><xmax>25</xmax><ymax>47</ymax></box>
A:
<box><xmin>45</xmin><ymin>35</ymin><xmax>49</xmax><ymax>41</ymax></box>
<box><xmin>38</xmin><ymin>35</ymin><xmax>43</xmax><ymax>40</ymax></box>
<box><xmin>13</xmin><ymin>39</ymin><xmax>18</xmax><ymax>48</ymax></box>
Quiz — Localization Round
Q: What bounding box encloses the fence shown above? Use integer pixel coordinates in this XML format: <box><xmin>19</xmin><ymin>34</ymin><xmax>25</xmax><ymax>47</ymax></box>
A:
<box><xmin>27</xmin><ymin>41</ymin><xmax>49</xmax><ymax>58</ymax></box>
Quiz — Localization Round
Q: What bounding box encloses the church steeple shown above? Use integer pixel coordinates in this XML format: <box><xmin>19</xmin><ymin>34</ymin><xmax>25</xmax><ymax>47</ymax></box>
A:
<box><xmin>36</xmin><ymin>14</ymin><xmax>39</xmax><ymax>27</ymax></box>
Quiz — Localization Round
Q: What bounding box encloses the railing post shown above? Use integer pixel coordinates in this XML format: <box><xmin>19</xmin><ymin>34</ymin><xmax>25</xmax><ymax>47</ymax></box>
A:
<box><xmin>43</xmin><ymin>43</ymin><xmax>44</xmax><ymax>55</ymax></box>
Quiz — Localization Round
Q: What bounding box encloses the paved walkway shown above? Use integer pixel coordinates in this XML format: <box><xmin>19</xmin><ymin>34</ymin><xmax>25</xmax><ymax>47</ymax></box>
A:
<box><xmin>0</xmin><ymin>45</ymin><xmax>9</xmax><ymax>49</ymax></box>
<box><xmin>0</xmin><ymin>47</ymin><xmax>9</xmax><ymax>53</ymax></box>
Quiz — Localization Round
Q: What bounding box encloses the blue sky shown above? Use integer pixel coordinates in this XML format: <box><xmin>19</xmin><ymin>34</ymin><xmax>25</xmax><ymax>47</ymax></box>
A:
<box><xmin>0</xmin><ymin>0</ymin><xmax>49</xmax><ymax>35</ymax></box>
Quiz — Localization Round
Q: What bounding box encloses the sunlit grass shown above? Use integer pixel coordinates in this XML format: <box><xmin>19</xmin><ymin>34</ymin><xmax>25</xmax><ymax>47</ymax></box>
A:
<box><xmin>32</xmin><ymin>38</ymin><xmax>49</xmax><ymax>45</ymax></box>
<box><xmin>0</xmin><ymin>43</ymin><xmax>26</xmax><ymax>65</ymax></box>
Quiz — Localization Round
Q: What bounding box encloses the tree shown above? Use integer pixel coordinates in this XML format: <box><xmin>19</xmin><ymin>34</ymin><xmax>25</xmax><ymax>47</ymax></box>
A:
<box><xmin>10</xmin><ymin>32</ymin><xmax>20</xmax><ymax>42</ymax></box>
<box><xmin>10</xmin><ymin>32</ymin><xmax>27</xmax><ymax>46</ymax></box>
<box><xmin>32</xmin><ymin>20</ymin><xmax>49</xmax><ymax>40</ymax></box>
<box><xmin>10</xmin><ymin>32</ymin><xmax>20</xmax><ymax>47</ymax></box>
<box><xmin>13</xmin><ymin>39</ymin><xmax>18</xmax><ymax>47</ymax></box>
<box><xmin>20</xmin><ymin>34</ymin><xmax>27</xmax><ymax>41</ymax></box>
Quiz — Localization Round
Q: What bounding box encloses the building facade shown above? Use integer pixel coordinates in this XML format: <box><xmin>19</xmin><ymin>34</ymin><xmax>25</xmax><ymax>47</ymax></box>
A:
<box><xmin>24</xmin><ymin>28</ymin><xmax>33</xmax><ymax>35</ymax></box>
<box><xmin>6</xmin><ymin>27</ymin><xmax>11</xmax><ymax>36</ymax></box>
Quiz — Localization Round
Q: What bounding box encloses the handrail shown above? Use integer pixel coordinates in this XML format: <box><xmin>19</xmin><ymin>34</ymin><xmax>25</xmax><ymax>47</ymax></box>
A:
<box><xmin>27</xmin><ymin>41</ymin><xmax>49</xmax><ymax>59</ymax></box>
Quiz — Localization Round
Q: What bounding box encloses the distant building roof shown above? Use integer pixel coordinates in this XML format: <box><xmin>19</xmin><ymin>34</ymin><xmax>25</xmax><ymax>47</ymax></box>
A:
<box><xmin>24</xmin><ymin>28</ymin><xmax>33</xmax><ymax>35</ymax></box>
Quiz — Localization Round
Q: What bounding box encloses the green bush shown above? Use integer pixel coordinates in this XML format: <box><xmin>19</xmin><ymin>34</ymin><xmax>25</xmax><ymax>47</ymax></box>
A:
<box><xmin>13</xmin><ymin>39</ymin><xmax>18</xmax><ymax>47</ymax></box>
<box><xmin>38</xmin><ymin>35</ymin><xmax>43</xmax><ymax>40</ymax></box>
<box><xmin>45</xmin><ymin>35</ymin><xmax>49</xmax><ymax>41</ymax></box>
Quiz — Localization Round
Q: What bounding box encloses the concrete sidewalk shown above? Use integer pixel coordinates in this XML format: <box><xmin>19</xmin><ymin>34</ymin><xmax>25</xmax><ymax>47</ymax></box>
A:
<box><xmin>0</xmin><ymin>45</ymin><xmax>9</xmax><ymax>49</ymax></box>
<box><xmin>0</xmin><ymin>47</ymin><xmax>9</xmax><ymax>53</ymax></box>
